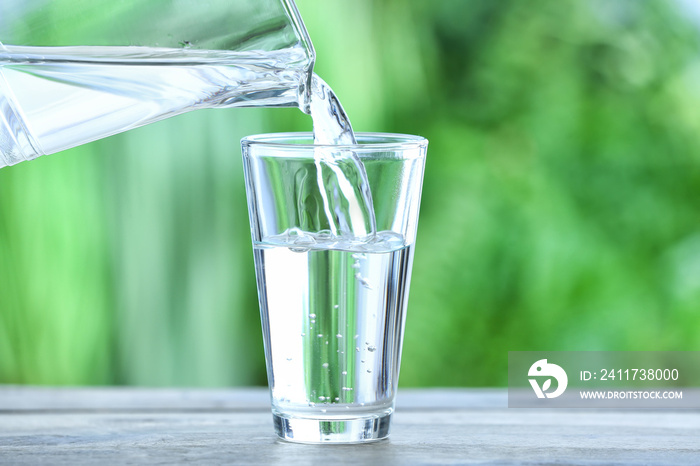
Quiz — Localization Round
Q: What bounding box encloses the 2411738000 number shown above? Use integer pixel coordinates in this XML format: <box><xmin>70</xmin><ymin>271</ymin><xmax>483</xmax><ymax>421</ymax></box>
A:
<box><xmin>599</xmin><ymin>368</ymin><xmax>679</xmax><ymax>381</ymax></box>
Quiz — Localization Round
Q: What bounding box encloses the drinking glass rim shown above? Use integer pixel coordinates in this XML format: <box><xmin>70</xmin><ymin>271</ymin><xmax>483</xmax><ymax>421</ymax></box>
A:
<box><xmin>241</xmin><ymin>132</ymin><xmax>428</xmax><ymax>151</ymax></box>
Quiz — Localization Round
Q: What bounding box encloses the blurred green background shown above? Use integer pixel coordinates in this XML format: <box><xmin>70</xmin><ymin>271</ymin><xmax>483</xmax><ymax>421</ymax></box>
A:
<box><xmin>1</xmin><ymin>0</ymin><xmax>700</xmax><ymax>387</ymax></box>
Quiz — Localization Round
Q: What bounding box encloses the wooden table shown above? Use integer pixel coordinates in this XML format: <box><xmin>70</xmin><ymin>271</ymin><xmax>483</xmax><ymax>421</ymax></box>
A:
<box><xmin>0</xmin><ymin>386</ymin><xmax>698</xmax><ymax>465</ymax></box>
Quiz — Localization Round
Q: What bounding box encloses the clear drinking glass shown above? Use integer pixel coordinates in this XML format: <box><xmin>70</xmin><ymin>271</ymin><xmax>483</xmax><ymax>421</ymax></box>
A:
<box><xmin>241</xmin><ymin>133</ymin><xmax>427</xmax><ymax>443</ymax></box>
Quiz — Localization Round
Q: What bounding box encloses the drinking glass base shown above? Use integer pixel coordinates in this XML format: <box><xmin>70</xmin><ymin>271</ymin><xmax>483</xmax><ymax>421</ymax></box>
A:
<box><xmin>272</xmin><ymin>411</ymin><xmax>392</xmax><ymax>444</ymax></box>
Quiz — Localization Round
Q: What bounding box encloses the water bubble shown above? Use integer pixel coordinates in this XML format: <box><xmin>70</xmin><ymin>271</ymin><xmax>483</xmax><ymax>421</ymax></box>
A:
<box><xmin>309</xmin><ymin>313</ymin><xmax>316</xmax><ymax>319</ymax></box>
<box><xmin>367</xmin><ymin>369</ymin><xmax>372</xmax><ymax>373</ymax></box>
<box><xmin>325</xmin><ymin>341</ymin><xmax>329</xmax><ymax>345</ymax></box>
<box><xmin>345</xmin><ymin>406</ymin><xmax>350</xmax><ymax>409</ymax></box>
<box><xmin>294</xmin><ymin>236</ymin><xmax>316</xmax><ymax>246</ymax></box>
<box><xmin>360</xmin><ymin>403</ymin><xmax>365</xmax><ymax>406</ymax></box>
<box><xmin>286</xmin><ymin>357</ymin><xmax>292</xmax><ymax>361</ymax></box>
<box><xmin>355</xmin><ymin>347</ymin><xmax>360</xmax><ymax>352</ymax></box>
<box><xmin>317</xmin><ymin>334</ymin><xmax>323</xmax><ymax>338</ymax></box>
<box><xmin>351</xmin><ymin>262</ymin><xmax>361</xmax><ymax>269</ymax></box>
<box><xmin>319</xmin><ymin>396</ymin><xmax>326</xmax><ymax>401</ymax></box>
<box><xmin>322</xmin><ymin>363</ymin><xmax>329</xmax><ymax>368</ymax></box>
<box><xmin>334</xmin><ymin>397</ymin><xmax>340</xmax><ymax>402</ymax></box>
<box><xmin>336</xmin><ymin>333</ymin><xmax>343</xmax><ymax>338</ymax></box>
<box><xmin>361</xmin><ymin>360</ymin><xmax>365</xmax><ymax>363</ymax></box>
<box><xmin>321</xmin><ymin>409</ymin><xmax>327</xmax><ymax>413</ymax></box>
<box><xmin>342</xmin><ymin>387</ymin><xmax>353</xmax><ymax>391</ymax></box>
<box><xmin>309</xmin><ymin>402</ymin><xmax>316</xmax><ymax>407</ymax></box>
<box><xmin>354</xmin><ymin>335</ymin><xmax>359</xmax><ymax>340</ymax></box>
<box><xmin>367</xmin><ymin>346</ymin><xmax>376</xmax><ymax>352</ymax></box>
<box><xmin>354</xmin><ymin>273</ymin><xmax>373</xmax><ymax>289</ymax></box>
<box><xmin>301</xmin><ymin>333</ymin><xmax>306</xmax><ymax>337</ymax></box>
<box><xmin>333</xmin><ymin>304</ymin><xmax>339</xmax><ymax>309</ymax></box>
<box><xmin>341</xmin><ymin>371</ymin><xmax>347</xmax><ymax>376</ymax></box>
<box><xmin>288</xmin><ymin>230</ymin><xmax>316</xmax><ymax>252</ymax></box>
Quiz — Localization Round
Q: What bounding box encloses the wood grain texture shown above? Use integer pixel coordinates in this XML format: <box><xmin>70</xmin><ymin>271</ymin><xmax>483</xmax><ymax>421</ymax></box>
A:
<box><xmin>0</xmin><ymin>387</ymin><xmax>698</xmax><ymax>465</ymax></box>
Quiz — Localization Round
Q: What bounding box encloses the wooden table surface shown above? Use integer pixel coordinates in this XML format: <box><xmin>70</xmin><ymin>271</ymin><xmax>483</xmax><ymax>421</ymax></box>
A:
<box><xmin>0</xmin><ymin>386</ymin><xmax>698</xmax><ymax>465</ymax></box>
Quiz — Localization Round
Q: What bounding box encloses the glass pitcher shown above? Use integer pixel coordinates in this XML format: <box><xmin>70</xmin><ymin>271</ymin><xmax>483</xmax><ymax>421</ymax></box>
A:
<box><xmin>0</xmin><ymin>0</ymin><xmax>314</xmax><ymax>168</ymax></box>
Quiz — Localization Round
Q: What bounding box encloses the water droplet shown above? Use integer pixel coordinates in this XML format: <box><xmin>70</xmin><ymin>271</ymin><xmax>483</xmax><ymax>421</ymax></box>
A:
<box><xmin>301</xmin><ymin>333</ymin><xmax>306</xmax><ymax>337</ymax></box>
<box><xmin>361</xmin><ymin>359</ymin><xmax>365</xmax><ymax>363</ymax></box>
<box><xmin>342</xmin><ymin>387</ymin><xmax>353</xmax><ymax>391</ymax></box>
<box><xmin>317</xmin><ymin>334</ymin><xmax>323</xmax><ymax>338</ymax></box>
<box><xmin>354</xmin><ymin>335</ymin><xmax>359</xmax><ymax>340</ymax></box>
<box><xmin>319</xmin><ymin>396</ymin><xmax>326</xmax><ymax>401</ymax></box>
<box><xmin>367</xmin><ymin>369</ymin><xmax>372</xmax><ymax>373</ymax></box>
<box><xmin>336</xmin><ymin>333</ymin><xmax>343</xmax><ymax>338</ymax></box>
<box><xmin>341</xmin><ymin>371</ymin><xmax>347</xmax><ymax>376</ymax></box>
<box><xmin>367</xmin><ymin>346</ymin><xmax>376</xmax><ymax>352</ymax></box>
<box><xmin>334</xmin><ymin>397</ymin><xmax>340</xmax><ymax>402</ymax></box>
<box><xmin>333</xmin><ymin>304</ymin><xmax>339</xmax><ymax>309</ymax></box>
<box><xmin>322</xmin><ymin>363</ymin><xmax>329</xmax><ymax>368</ymax></box>
<box><xmin>325</xmin><ymin>341</ymin><xmax>329</xmax><ymax>345</ymax></box>
<box><xmin>309</xmin><ymin>313</ymin><xmax>316</xmax><ymax>319</ymax></box>
<box><xmin>355</xmin><ymin>347</ymin><xmax>360</xmax><ymax>352</ymax></box>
